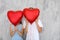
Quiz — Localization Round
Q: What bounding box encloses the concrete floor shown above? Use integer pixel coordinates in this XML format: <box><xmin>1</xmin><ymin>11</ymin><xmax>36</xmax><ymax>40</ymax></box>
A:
<box><xmin>0</xmin><ymin>0</ymin><xmax>60</xmax><ymax>40</ymax></box>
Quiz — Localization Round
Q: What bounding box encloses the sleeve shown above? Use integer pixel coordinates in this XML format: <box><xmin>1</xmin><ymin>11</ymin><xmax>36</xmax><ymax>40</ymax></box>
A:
<box><xmin>38</xmin><ymin>19</ymin><xmax>43</xmax><ymax>27</ymax></box>
<box><xmin>22</xmin><ymin>18</ymin><xmax>26</xmax><ymax>29</ymax></box>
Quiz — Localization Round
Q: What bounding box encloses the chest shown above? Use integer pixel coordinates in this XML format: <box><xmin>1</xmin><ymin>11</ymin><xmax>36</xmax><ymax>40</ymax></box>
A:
<box><xmin>12</xmin><ymin>24</ymin><xmax>23</xmax><ymax>31</ymax></box>
<box><xmin>28</xmin><ymin>22</ymin><xmax>38</xmax><ymax>32</ymax></box>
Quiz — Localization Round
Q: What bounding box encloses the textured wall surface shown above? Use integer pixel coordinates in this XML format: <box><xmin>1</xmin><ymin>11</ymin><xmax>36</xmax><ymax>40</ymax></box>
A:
<box><xmin>0</xmin><ymin>0</ymin><xmax>60</xmax><ymax>40</ymax></box>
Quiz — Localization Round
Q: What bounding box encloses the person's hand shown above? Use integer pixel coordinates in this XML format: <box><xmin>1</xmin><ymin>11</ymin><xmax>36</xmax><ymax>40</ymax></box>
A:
<box><xmin>14</xmin><ymin>27</ymin><xmax>18</xmax><ymax>32</ymax></box>
<box><xmin>10</xmin><ymin>24</ymin><xmax>12</xmax><ymax>31</ymax></box>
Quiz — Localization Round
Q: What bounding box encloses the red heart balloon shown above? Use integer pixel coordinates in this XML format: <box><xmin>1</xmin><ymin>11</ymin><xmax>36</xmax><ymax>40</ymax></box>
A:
<box><xmin>7</xmin><ymin>10</ymin><xmax>23</xmax><ymax>26</ymax></box>
<box><xmin>23</xmin><ymin>8</ymin><xmax>40</xmax><ymax>24</ymax></box>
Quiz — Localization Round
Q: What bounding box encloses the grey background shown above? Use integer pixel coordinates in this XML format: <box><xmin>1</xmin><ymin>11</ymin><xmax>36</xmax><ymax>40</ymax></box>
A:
<box><xmin>0</xmin><ymin>0</ymin><xmax>60</xmax><ymax>40</ymax></box>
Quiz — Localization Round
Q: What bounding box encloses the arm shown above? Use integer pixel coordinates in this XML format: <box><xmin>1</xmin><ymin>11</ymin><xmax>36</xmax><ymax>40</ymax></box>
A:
<box><xmin>22</xmin><ymin>19</ymin><xmax>28</xmax><ymax>34</ymax></box>
<box><xmin>10</xmin><ymin>26</ymin><xmax>15</xmax><ymax>37</ymax></box>
<box><xmin>35</xmin><ymin>19</ymin><xmax>43</xmax><ymax>32</ymax></box>
<box><xmin>23</xmin><ymin>20</ymin><xmax>28</xmax><ymax>33</ymax></box>
<box><xmin>17</xmin><ymin>27</ymin><xmax>24</xmax><ymax>36</ymax></box>
<box><xmin>24</xmin><ymin>24</ymin><xmax>28</xmax><ymax>33</ymax></box>
<box><xmin>36</xmin><ymin>22</ymin><xmax>42</xmax><ymax>32</ymax></box>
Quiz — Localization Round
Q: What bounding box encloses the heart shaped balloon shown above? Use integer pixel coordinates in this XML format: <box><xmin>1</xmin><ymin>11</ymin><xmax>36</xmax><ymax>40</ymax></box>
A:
<box><xmin>23</xmin><ymin>8</ymin><xmax>40</xmax><ymax>24</ymax></box>
<box><xmin>7</xmin><ymin>10</ymin><xmax>23</xmax><ymax>26</ymax></box>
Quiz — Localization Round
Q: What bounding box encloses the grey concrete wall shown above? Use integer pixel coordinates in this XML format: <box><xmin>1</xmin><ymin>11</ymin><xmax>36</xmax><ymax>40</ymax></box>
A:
<box><xmin>0</xmin><ymin>0</ymin><xmax>60</xmax><ymax>40</ymax></box>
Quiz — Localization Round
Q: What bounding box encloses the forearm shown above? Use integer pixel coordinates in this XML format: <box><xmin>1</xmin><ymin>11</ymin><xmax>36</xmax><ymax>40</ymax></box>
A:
<box><xmin>21</xmin><ymin>28</ymin><xmax>24</xmax><ymax>35</ymax></box>
<box><xmin>17</xmin><ymin>28</ymin><xmax>24</xmax><ymax>36</ymax></box>
<box><xmin>17</xmin><ymin>30</ymin><xmax>23</xmax><ymax>36</ymax></box>
<box><xmin>36</xmin><ymin>23</ymin><xmax>42</xmax><ymax>32</ymax></box>
<box><xmin>38</xmin><ymin>26</ymin><xmax>42</xmax><ymax>32</ymax></box>
<box><xmin>25</xmin><ymin>26</ymin><xmax>28</xmax><ymax>33</ymax></box>
<box><xmin>10</xmin><ymin>31</ymin><xmax>15</xmax><ymax>37</ymax></box>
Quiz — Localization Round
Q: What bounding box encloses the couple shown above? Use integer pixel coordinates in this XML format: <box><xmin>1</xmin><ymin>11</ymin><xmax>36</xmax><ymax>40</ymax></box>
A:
<box><xmin>10</xmin><ymin>17</ymin><xmax>43</xmax><ymax>40</ymax></box>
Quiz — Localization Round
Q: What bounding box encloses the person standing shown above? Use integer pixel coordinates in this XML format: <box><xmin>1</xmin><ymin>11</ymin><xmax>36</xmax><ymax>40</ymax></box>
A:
<box><xmin>23</xmin><ymin>17</ymin><xmax>43</xmax><ymax>40</ymax></box>
<box><xmin>10</xmin><ymin>21</ymin><xmax>24</xmax><ymax>40</ymax></box>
